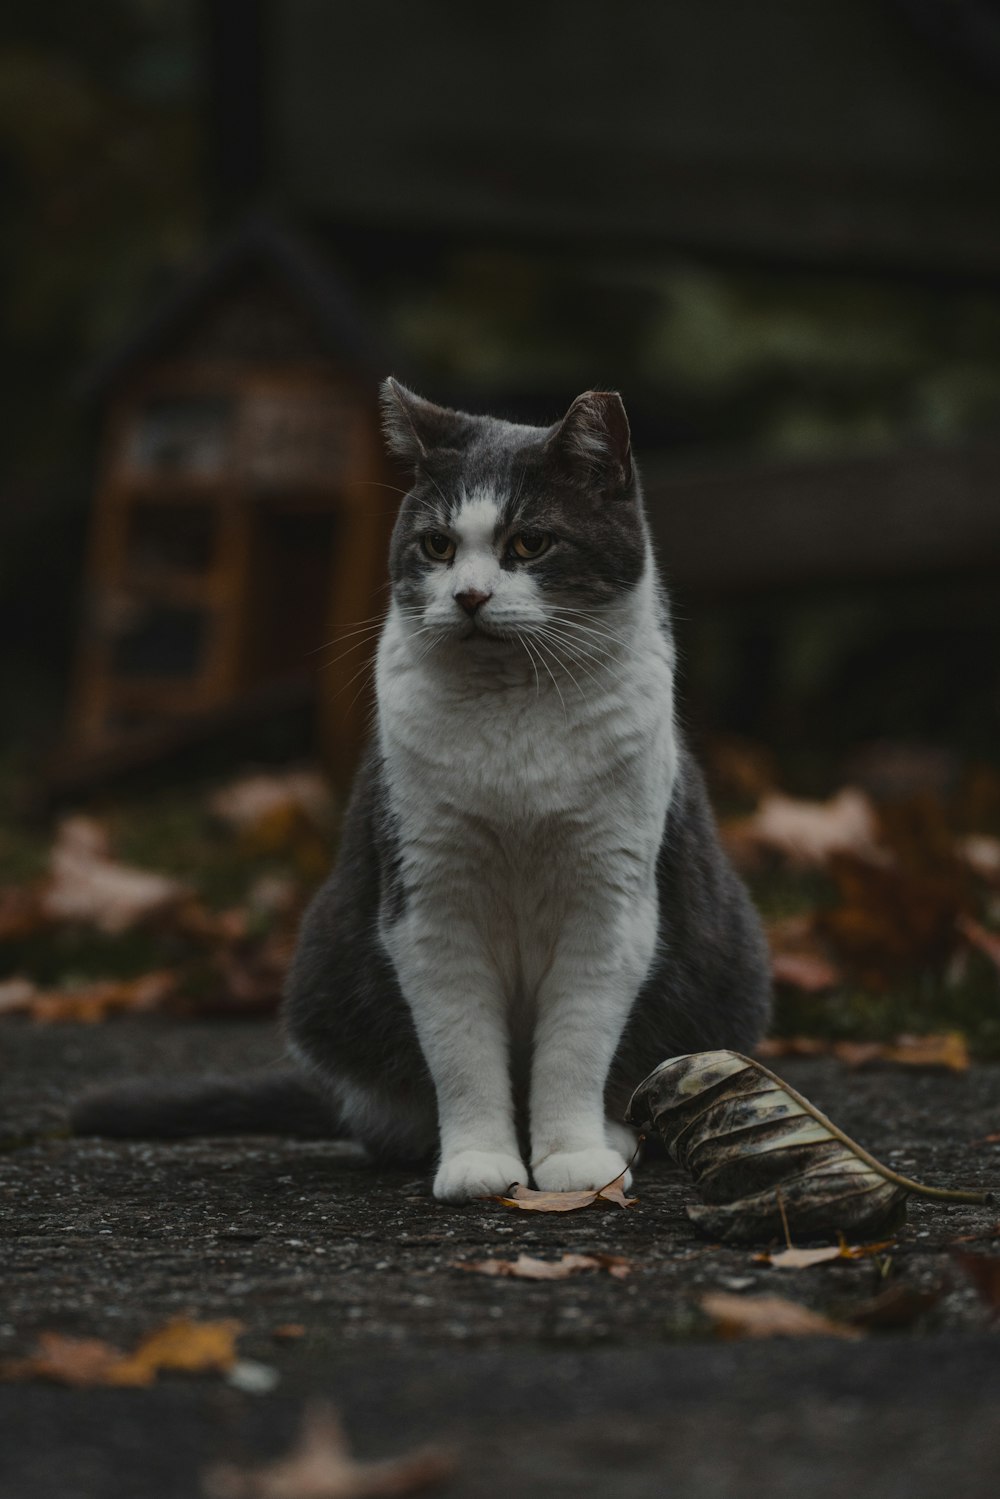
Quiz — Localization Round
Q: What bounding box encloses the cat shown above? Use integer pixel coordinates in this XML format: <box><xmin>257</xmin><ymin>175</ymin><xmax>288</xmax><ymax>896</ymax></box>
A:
<box><xmin>73</xmin><ymin>380</ymin><xmax>772</xmax><ymax>1201</ymax></box>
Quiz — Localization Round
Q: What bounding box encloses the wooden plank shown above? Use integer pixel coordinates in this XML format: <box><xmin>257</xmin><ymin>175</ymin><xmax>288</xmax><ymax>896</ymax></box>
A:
<box><xmin>643</xmin><ymin>441</ymin><xmax>1000</xmax><ymax>594</ymax></box>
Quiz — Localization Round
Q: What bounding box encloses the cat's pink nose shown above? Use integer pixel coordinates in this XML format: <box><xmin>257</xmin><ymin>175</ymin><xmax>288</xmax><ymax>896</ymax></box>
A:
<box><xmin>455</xmin><ymin>589</ymin><xmax>492</xmax><ymax>615</ymax></box>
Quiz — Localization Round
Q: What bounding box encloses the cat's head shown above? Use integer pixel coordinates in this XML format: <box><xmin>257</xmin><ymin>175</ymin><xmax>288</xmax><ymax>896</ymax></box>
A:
<box><xmin>381</xmin><ymin>379</ymin><xmax>649</xmax><ymax>649</ymax></box>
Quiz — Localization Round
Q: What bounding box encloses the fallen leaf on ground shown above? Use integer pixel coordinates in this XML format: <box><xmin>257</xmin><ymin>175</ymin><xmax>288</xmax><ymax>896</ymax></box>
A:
<box><xmin>770</xmin><ymin>950</ymin><xmax>842</xmax><ymax>993</ymax></box>
<box><xmin>957</xmin><ymin>914</ymin><xmax>1000</xmax><ymax>975</ymax></box>
<box><xmin>455</xmin><ymin>1252</ymin><xmax>631</xmax><ymax>1280</ymax></box>
<box><xmin>492</xmin><ymin>1173</ymin><xmax>637</xmax><ymax>1214</ymax></box>
<box><xmin>627</xmin><ymin>1050</ymin><xmax>989</xmax><ymax>1244</ymax></box>
<box><xmin>954</xmin><ymin>1250</ymin><xmax>1000</xmax><ymax>1311</ymax></box>
<box><xmin>755</xmin><ymin>1037</ymin><xmax>833</xmax><ymax>1060</ymax></box>
<box><xmin>0</xmin><ymin>885</ymin><xmax>46</xmax><ymax>942</ymax></box>
<box><xmin>833</xmin><ymin>1032</ymin><xmax>969</xmax><ymax>1073</ymax></box>
<box><xmin>754</xmin><ymin>1239</ymin><xmax>894</xmax><ymax>1270</ymax></box>
<box><xmin>202</xmin><ymin>1401</ymin><xmax>456</xmax><ymax>1499</ymax></box>
<box><xmin>26</xmin><ymin>971</ymin><xmax>177</xmax><ymax>1024</ymax></box>
<box><xmin>723</xmin><ymin>788</ymin><xmax>881</xmax><ymax>869</ymax></box>
<box><xmin>0</xmin><ymin>977</ymin><xmax>37</xmax><ymax>1015</ymax></box>
<box><xmin>766</xmin><ymin>913</ymin><xmax>843</xmax><ymax>993</ymax></box>
<box><xmin>41</xmin><ymin>816</ymin><xmax>188</xmax><ymax>935</ymax></box>
<box><xmin>756</xmin><ymin>1033</ymin><xmax>970</xmax><ymax>1073</ymax></box>
<box><xmin>1</xmin><ymin>1317</ymin><xmax>242</xmax><ymax>1387</ymax></box>
<box><xmin>111</xmin><ymin>1317</ymin><xmax>243</xmax><ymax>1384</ymax></box>
<box><xmin>272</xmin><ymin>1324</ymin><xmax>307</xmax><ymax>1341</ymax></box>
<box><xmin>957</xmin><ymin>835</ymin><xmax>1000</xmax><ymax>884</ymax></box>
<box><xmin>818</xmin><ymin>852</ymin><xmax>966</xmax><ymax>989</ymax></box>
<box><xmin>208</xmin><ymin>770</ymin><xmax>332</xmax><ymax>833</ymax></box>
<box><xmin>700</xmin><ymin>1292</ymin><xmax>861</xmax><ymax>1340</ymax></box>
<box><xmin>849</xmin><ymin>1283</ymin><xmax>944</xmax><ymax>1330</ymax></box>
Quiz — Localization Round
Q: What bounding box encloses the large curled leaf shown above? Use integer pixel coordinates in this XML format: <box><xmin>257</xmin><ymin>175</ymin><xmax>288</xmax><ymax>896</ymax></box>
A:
<box><xmin>626</xmin><ymin>1050</ymin><xmax>991</xmax><ymax>1244</ymax></box>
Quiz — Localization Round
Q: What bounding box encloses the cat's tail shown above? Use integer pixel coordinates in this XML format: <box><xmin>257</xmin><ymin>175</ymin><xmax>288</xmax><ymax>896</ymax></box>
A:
<box><xmin>70</xmin><ymin>1068</ymin><xmax>341</xmax><ymax>1140</ymax></box>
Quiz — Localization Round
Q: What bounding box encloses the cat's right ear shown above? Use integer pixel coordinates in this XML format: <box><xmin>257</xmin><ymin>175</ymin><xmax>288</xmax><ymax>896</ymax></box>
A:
<box><xmin>380</xmin><ymin>378</ymin><xmax>472</xmax><ymax>466</ymax></box>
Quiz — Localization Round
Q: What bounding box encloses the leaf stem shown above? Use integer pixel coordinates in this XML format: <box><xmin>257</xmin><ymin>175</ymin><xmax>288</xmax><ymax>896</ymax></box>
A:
<box><xmin>739</xmin><ymin>1054</ymin><xmax>994</xmax><ymax>1206</ymax></box>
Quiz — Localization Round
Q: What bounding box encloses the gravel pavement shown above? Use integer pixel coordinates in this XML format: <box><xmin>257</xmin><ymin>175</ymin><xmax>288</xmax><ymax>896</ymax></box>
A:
<box><xmin>1</xmin><ymin>1019</ymin><xmax>999</xmax><ymax>1498</ymax></box>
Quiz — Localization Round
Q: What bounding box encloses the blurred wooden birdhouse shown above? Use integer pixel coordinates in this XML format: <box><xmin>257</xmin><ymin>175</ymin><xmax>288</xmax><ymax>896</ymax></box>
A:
<box><xmin>64</xmin><ymin>219</ymin><xmax>395</xmax><ymax>790</ymax></box>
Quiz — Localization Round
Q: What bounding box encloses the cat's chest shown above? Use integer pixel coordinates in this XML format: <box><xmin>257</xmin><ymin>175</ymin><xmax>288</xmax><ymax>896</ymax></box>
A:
<box><xmin>378</xmin><ymin>645</ymin><xmax>677</xmax><ymax>866</ymax></box>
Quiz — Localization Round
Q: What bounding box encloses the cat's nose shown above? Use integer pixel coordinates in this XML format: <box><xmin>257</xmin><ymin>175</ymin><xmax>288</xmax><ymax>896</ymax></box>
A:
<box><xmin>455</xmin><ymin>589</ymin><xmax>492</xmax><ymax>615</ymax></box>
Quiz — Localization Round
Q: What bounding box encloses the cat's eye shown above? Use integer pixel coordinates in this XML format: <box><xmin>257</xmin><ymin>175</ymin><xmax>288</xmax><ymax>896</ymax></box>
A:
<box><xmin>510</xmin><ymin>532</ymin><xmax>551</xmax><ymax>560</ymax></box>
<box><xmin>422</xmin><ymin>532</ymin><xmax>456</xmax><ymax>562</ymax></box>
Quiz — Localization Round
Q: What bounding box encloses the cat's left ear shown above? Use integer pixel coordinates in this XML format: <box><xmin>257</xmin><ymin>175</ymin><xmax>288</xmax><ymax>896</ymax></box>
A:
<box><xmin>545</xmin><ymin>391</ymin><xmax>633</xmax><ymax>491</ymax></box>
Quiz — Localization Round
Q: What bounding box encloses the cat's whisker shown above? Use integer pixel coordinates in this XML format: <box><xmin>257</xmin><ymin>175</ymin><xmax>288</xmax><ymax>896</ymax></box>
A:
<box><xmin>515</xmin><ymin>632</ymin><xmax>541</xmax><ymax>697</ymax></box>
<box><xmin>526</xmin><ymin>632</ymin><xmax>569</xmax><ymax>717</ymax></box>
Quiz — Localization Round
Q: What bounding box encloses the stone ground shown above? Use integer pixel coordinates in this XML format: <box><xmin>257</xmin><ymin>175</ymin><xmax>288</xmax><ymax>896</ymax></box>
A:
<box><xmin>1</xmin><ymin>1019</ymin><xmax>999</xmax><ymax>1499</ymax></box>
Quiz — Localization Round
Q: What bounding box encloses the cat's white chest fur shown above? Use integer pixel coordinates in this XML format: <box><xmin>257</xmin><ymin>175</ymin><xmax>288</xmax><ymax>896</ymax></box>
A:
<box><xmin>375</xmin><ymin>574</ymin><xmax>678</xmax><ymax>1041</ymax></box>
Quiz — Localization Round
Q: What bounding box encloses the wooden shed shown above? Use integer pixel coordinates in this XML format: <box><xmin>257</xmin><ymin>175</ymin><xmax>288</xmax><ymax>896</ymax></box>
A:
<box><xmin>65</xmin><ymin>218</ymin><xmax>395</xmax><ymax>789</ymax></box>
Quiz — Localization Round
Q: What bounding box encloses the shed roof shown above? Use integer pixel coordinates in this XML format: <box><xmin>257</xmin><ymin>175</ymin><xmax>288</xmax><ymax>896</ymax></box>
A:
<box><xmin>83</xmin><ymin>216</ymin><xmax>387</xmax><ymax>399</ymax></box>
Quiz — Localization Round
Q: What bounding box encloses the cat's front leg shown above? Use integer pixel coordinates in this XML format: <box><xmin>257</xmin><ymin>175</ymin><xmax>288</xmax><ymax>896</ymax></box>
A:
<box><xmin>529</xmin><ymin>897</ymin><xmax>654</xmax><ymax>1192</ymax></box>
<box><xmin>388</xmin><ymin>916</ymin><xmax>526</xmax><ymax>1202</ymax></box>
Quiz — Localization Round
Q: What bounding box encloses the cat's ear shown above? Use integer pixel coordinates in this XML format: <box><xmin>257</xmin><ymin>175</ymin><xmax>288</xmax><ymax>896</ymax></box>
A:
<box><xmin>545</xmin><ymin>391</ymin><xmax>633</xmax><ymax>491</ymax></box>
<box><xmin>380</xmin><ymin>378</ymin><xmax>474</xmax><ymax>465</ymax></box>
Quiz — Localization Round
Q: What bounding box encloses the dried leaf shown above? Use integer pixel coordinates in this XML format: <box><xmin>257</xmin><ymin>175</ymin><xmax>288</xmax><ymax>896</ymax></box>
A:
<box><xmin>202</xmin><ymin>1401</ymin><xmax>456</xmax><ymax>1499</ymax></box>
<box><xmin>0</xmin><ymin>885</ymin><xmax>46</xmax><ymax>942</ymax></box>
<box><xmin>832</xmin><ymin>1032</ymin><xmax>969</xmax><ymax>1073</ymax></box>
<box><xmin>849</xmin><ymin>1283</ymin><xmax>944</xmax><ymax>1330</ymax></box>
<box><xmin>455</xmin><ymin>1252</ymin><xmax>631</xmax><ymax>1280</ymax></box>
<box><xmin>1</xmin><ymin>1318</ymin><xmax>242</xmax><ymax>1387</ymax></box>
<box><xmin>818</xmin><ymin>852</ymin><xmax>965</xmax><ymax>988</ymax></box>
<box><xmin>42</xmin><ymin>816</ymin><xmax>188</xmax><ymax>935</ymax></box>
<box><xmin>755</xmin><ymin>1239</ymin><xmax>894</xmax><ymax>1270</ymax></box>
<box><xmin>627</xmin><ymin>1050</ymin><xmax>990</xmax><ymax>1244</ymax></box>
<box><xmin>493</xmin><ymin>1173</ymin><xmax>637</xmax><ymax>1214</ymax></box>
<box><xmin>771</xmin><ymin>951</ymin><xmax>841</xmax><ymax>993</ymax></box>
<box><xmin>724</xmin><ymin>788</ymin><xmax>881</xmax><ymax>869</ymax></box>
<box><xmin>27</xmin><ymin>971</ymin><xmax>177</xmax><ymax>1025</ymax></box>
<box><xmin>957</xmin><ymin>835</ymin><xmax>1000</xmax><ymax>885</ymax></box>
<box><xmin>1</xmin><ymin>1333</ymin><xmax>129</xmax><ymax>1387</ymax></box>
<box><xmin>755</xmin><ymin>1037</ymin><xmax>832</xmax><ymax>1060</ymax></box>
<box><xmin>0</xmin><ymin>976</ymin><xmax>37</xmax><ymax>1015</ymax></box>
<box><xmin>954</xmin><ymin>1251</ymin><xmax>1000</xmax><ymax>1311</ymax></box>
<box><xmin>957</xmin><ymin>914</ymin><xmax>1000</xmax><ymax>975</ymax></box>
<box><xmin>700</xmin><ymin>1292</ymin><xmax>862</xmax><ymax>1340</ymax></box>
<box><xmin>110</xmin><ymin>1317</ymin><xmax>243</xmax><ymax>1385</ymax></box>
<box><xmin>208</xmin><ymin>771</ymin><xmax>332</xmax><ymax>834</ymax></box>
<box><xmin>757</xmin><ymin>1033</ymin><xmax>970</xmax><ymax>1073</ymax></box>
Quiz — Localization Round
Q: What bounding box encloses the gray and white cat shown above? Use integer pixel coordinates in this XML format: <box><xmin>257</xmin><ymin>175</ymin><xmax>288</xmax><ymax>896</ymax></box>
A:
<box><xmin>74</xmin><ymin>382</ymin><xmax>771</xmax><ymax>1201</ymax></box>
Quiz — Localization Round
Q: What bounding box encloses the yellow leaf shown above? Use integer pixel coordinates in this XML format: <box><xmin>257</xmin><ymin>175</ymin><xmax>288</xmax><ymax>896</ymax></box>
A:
<box><xmin>701</xmin><ymin>1292</ymin><xmax>862</xmax><ymax>1340</ymax></box>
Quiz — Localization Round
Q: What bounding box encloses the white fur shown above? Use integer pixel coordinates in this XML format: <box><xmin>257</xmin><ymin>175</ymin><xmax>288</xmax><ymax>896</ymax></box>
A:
<box><xmin>375</xmin><ymin>491</ymin><xmax>677</xmax><ymax>1201</ymax></box>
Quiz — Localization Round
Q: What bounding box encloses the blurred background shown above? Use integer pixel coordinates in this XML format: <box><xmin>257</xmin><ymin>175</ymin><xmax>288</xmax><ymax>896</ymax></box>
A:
<box><xmin>1</xmin><ymin>0</ymin><xmax>999</xmax><ymax>1052</ymax></box>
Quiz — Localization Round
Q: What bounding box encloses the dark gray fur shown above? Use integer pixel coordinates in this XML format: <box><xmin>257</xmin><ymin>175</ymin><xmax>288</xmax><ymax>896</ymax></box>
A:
<box><xmin>72</xmin><ymin>383</ymin><xmax>771</xmax><ymax>1153</ymax></box>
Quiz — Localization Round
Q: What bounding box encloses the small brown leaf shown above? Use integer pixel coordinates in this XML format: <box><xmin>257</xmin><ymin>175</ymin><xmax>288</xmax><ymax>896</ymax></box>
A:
<box><xmin>455</xmin><ymin>1252</ymin><xmax>631</xmax><ymax>1281</ymax></box>
<box><xmin>42</xmin><ymin>816</ymin><xmax>188</xmax><ymax>935</ymax></box>
<box><xmin>0</xmin><ymin>977</ymin><xmax>37</xmax><ymax>1015</ymax></box>
<box><xmin>833</xmin><ymin>1032</ymin><xmax>969</xmax><ymax>1073</ymax></box>
<box><xmin>700</xmin><ymin>1292</ymin><xmax>862</xmax><ymax>1340</ymax></box>
<box><xmin>957</xmin><ymin>914</ymin><xmax>1000</xmax><ymax>975</ymax></box>
<box><xmin>109</xmin><ymin>1317</ymin><xmax>243</xmax><ymax>1385</ymax></box>
<box><xmin>493</xmin><ymin>1172</ymin><xmax>637</xmax><ymax>1214</ymax></box>
<box><xmin>724</xmin><ymin>788</ymin><xmax>881</xmax><ymax>869</ymax></box>
<box><xmin>770</xmin><ymin>951</ymin><xmax>841</xmax><ymax>993</ymax></box>
<box><xmin>754</xmin><ymin>1239</ymin><xmax>895</xmax><ymax>1270</ymax></box>
<box><xmin>27</xmin><ymin>971</ymin><xmax>177</xmax><ymax>1025</ymax></box>
<box><xmin>272</xmin><ymin>1324</ymin><xmax>307</xmax><ymax>1341</ymax></box>
<box><xmin>0</xmin><ymin>1333</ymin><xmax>129</xmax><ymax>1387</ymax></box>
<box><xmin>202</xmin><ymin>1400</ymin><xmax>456</xmax><ymax>1499</ymax></box>
<box><xmin>1</xmin><ymin>1318</ymin><xmax>242</xmax><ymax>1388</ymax></box>
<box><xmin>849</xmin><ymin>1283</ymin><xmax>944</xmax><ymax>1330</ymax></box>
<box><xmin>954</xmin><ymin>1251</ymin><xmax>1000</xmax><ymax>1311</ymax></box>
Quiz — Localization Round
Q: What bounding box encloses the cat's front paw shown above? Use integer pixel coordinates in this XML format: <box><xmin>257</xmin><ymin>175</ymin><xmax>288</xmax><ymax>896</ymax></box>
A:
<box><xmin>531</xmin><ymin>1147</ymin><xmax>631</xmax><ymax>1193</ymax></box>
<box><xmin>433</xmin><ymin>1149</ymin><xmax>527</xmax><ymax>1203</ymax></box>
